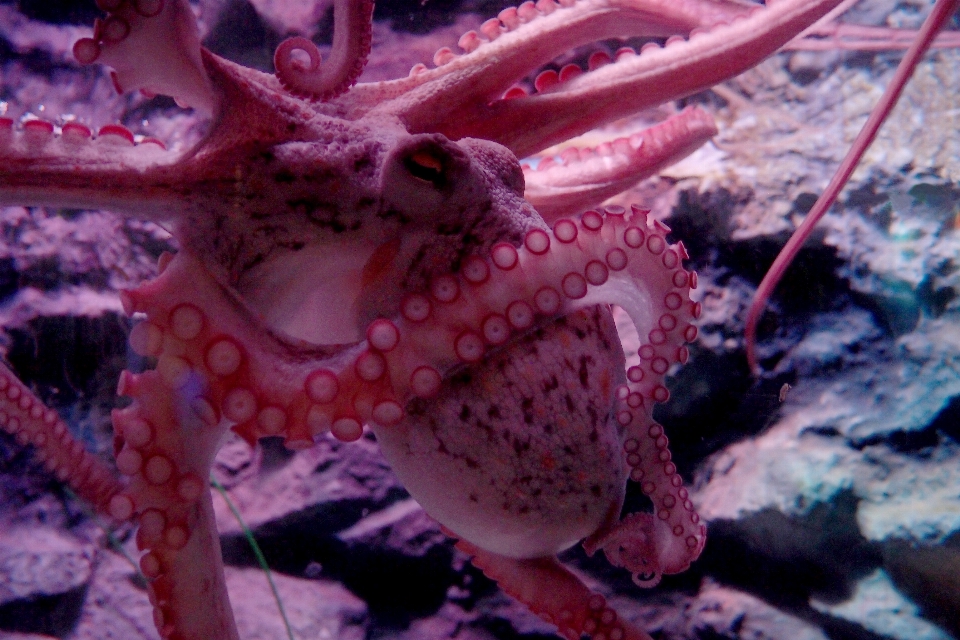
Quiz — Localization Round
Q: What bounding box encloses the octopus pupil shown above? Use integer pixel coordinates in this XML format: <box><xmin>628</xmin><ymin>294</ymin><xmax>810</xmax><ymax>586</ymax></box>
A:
<box><xmin>404</xmin><ymin>152</ymin><xmax>445</xmax><ymax>185</ymax></box>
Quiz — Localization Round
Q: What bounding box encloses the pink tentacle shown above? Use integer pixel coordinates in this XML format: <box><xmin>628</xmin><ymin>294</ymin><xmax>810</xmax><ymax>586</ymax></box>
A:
<box><xmin>384</xmin><ymin>0</ymin><xmax>750</xmax><ymax>146</ymax></box>
<box><xmin>120</xmin><ymin>204</ymin><xmax>699</xmax><ymax>444</ymax></box>
<box><xmin>374</xmin><ymin>0</ymin><xmax>750</xmax><ymax>133</ymax></box>
<box><xmin>525</xmin><ymin>106</ymin><xmax>718</xmax><ymax>222</ymax></box>
<box><xmin>744</xmin><ymin>0</ymin><xmax>960</xmax><ymax>373</ymax></box>
<box><xmin>583</xmin><ymin>403</ymin><xmax>707</xmax><ymax>587</ymax></box>
<box><xmin>274</xmin><ymin>0</ymin><xmax>375</xmax><ymax>101</ymax></box>
<box><xmin>0</xmin><ymin>362</ymin><xmax>121</xmax><ymax>512</ymax></box>
<box><xmin>112</xmin><ymin>370</ymin><xmax>239</xmax><ymax>640</ymax></box>
<box><xmin>787</xmin><ymin>20</ymin><xmax>960</xmax><ymax>50</ymax></box>
<box><xmin>73</xmin><ymin>0</ymin><xmax>214</xmax><ymax>113</ymax></box>
<box><xmin>0</xmin><ymin>119</ymin><xmax>177</xmax><ymax>211</ymax></box>
<box><xmin>389</xmin><ymin>206</ymin><xmax>699</xmax><ymax>399</ymax></box>
<box><xmin>455</xmin><ymin>537</ymin><xmax>655</xmax><ymax>640</ymax></box>
<box><xmin>119</xmin><ymin>252</ymin><xmax>376</xmax><ymax>447</ymax></box>
<box><xmin>421</xmin><ymin>0</ymin><xmax>844</xmax><ymax>157</ymax></box>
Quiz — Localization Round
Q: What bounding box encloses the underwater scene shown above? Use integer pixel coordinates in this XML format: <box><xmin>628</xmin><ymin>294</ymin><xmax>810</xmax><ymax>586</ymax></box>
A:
<box><xmin>0</xmin><ymin>0</ymin><xmax>959</xmax><ymax>638</ymax></box>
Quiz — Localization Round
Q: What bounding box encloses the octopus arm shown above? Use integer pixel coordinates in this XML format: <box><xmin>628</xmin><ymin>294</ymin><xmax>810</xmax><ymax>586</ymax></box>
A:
<box><xmin>112</xmin><ymin>370</ymin><xmax>240</xmax><ymax>640</ymax></box>
<box><xmin>364</xmin><ymin>0</ymin><xmax>750</xmax><ymax>127</ymax></box>
<box><xmin>107</xmin><ymin>203</ymin><xmax>700</xmax><ymax>451</ymax></box>
<box><xmin>788</xmin><ymin>16</ymin><xmax>960</xmax><ymax>50</ymax></box>
<box><xmin>428</xmin><ymin>0</ymin><xmax>846</xmax><ymax>157</ymax></box>
<box><xmin>456</xmin><ymin>537</ymin><xmax>656</xmax><ymax>640</ymax></box>
<box><xmin>0</xmin><ymin>363</ymin><xmax>121</xmax><ymax>511</ymax></box>
<box><xmin>0</xmin><ymin>127</ymin><xmax>182</xmax><ymax>219</ymax></box>
<box><xmin>73</xmin><ymin>0</ymin><xmax>215</xmax><ymax>114</ymax></box>
<box><xmin>0</xmin><ymin>358</ymin><xmax>240</xmax><ymax>639</ymax></box>
<box><xmin>524</xmin><ymin>106</ymin><xmax>718</xmax><ymax>221</ymax></box>
<box><xmin>273</xmin><ymin>0</ymin><xmax>375</xmax><ymax>100</ymax></box>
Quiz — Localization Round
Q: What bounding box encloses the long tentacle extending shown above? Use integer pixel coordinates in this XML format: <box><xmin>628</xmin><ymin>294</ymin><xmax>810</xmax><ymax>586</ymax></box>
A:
<box><xmin>353</xmin><ymin>0</ymin><xmax>749</xmax><ymax>120</ymax></box>
<box><xmin>744</xmin><ymin>0</ymin><xmax>960</xmax><ymax>373</ymax></box>
<box><xmin>72</xmin><ymin>0</ymin><xmax>215</xmax><ymax>113</ymax></box>
<box><xmin>0</xmin><ymin>119</ymin><xmax>178</xmax><ymax>212</ymax></box>
<box><xmin>524</xmin><ymin>106</ymin><xmax>717</xmax><ymax>221</ymax></box>
<box><xmin>455</xmin><ymin>537</ymin><xmax>655</xmax><ymax>640</ymax></box>
<box><xmin>788</xmin><ymin>20</ymin><xmax>960</xmax><ymax>50</ymax></box>
<box><xmin>273</xmin><ymin>0</ymin><xmax>375</xmax><ymax>100</ymax></box>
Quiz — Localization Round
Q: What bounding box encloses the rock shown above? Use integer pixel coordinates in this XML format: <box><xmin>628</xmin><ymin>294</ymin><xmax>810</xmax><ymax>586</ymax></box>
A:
<box><xmin>226</xmin><ymin>567</ymin><xmax>367</xmax><ymax>640</ymax></box>
<box><xmin>811</xmin><ymin>569</ymin><xmax>953</xmax><ymax>640</ymax></box>
<box><xmin>0</xmin><ymin>527</ymin><xmax>92</xmax><ymax>606</ymax></box>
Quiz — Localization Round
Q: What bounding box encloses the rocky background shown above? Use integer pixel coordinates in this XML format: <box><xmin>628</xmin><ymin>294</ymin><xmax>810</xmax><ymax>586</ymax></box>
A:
<box><xmin>0</xmin><ymin>0</ymin><xmax>958</xmax><ymax>639</ymax></box>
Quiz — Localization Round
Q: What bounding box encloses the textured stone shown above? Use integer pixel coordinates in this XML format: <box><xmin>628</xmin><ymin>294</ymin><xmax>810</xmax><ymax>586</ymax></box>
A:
<box><xmin>0</xmin><ymin>527</ymin><xmax>93</xmax><ymax>606</ymax></box>
<box><xmin>811</xmin><ymin>569</ymin><xmax>954</xmax><ymax>640</ymax></box>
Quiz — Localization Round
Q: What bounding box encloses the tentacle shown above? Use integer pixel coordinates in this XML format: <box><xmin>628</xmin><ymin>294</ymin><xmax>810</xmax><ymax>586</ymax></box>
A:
<box><xmin>356</xmin><ymin>0</ymin><xmax>750</xmax><ymax>122</ymax></box>
<box><xmin>787</xmin><ymin>20</ymin><xmax>960</xmax><ymax>50</ymax></box>
<box><xmin>387</xmin><ymin>205</ymin><xmax>699</xmax><ymax>400</ymax></box>
<box><xmin>524</xmin><ymin>106</ymin><xmax>717</xmax><ymax>222</ymax></box>
<box><xmin>582</xmin><ymin>403</ymin><xmax>706</xmax><ymax>587</ymax></box>
<box><xmin>274</xmin><ymin>0</ymin><xmax>374</xmax><ymax>101</ymax></box>
<box><xmin>120</xmin><ymin>251</ymin><xmax>387</xmax><ymax>446</ymax></box>
<box><xmin>0</xmin><ymin>118</ymin><xmax>180</xmax><ymax>211</ymax></box>
<box><xmin>0</xmin><ymin>362</ymin><xmax>121</xmax><ymax>512</ymax></box>
<box><xmin>455</xmin><ymin>537</ymin><xmax>654</xmax><ymax>640</ymax></box>
<box><xmin>111</xmin><ymin>370</ymin><xmax>240</xmax><ymax>640</ymax></box>
<box><xmin>388</xmin><ymin>0</ymin><xmax>844</xmax><ymax>157</ymax></box>
<box><xmin>744</xmin><ymin>0</ymin><xmax>960</xmax><ymax>372</ymax></box>
<box><xmin>73</xmin><ymin>0</ymin><xmax>214</xmax><ymax>113</ymax></box>
<box><xmin>121</xmin><ymin>204</ymin><xmax>698</xmax><ymax>445</ymax></box>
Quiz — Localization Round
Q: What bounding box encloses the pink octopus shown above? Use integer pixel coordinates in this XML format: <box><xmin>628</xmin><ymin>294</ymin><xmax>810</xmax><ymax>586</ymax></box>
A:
<box><xmin>0</xmin><ymin>0</ymin><xmax>955</xmax><ymax>638</ymax></box>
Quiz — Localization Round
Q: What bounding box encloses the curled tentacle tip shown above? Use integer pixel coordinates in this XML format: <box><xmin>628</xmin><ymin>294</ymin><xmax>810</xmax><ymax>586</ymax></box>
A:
<box><xmin>631</xmin><ymin>571</ymin><xmax>662</xmax><ymax>588</ymax></box>
<box><xmin>272</xmin><ymin>0</ymin><xmax>373</xmax><ymax>100</ymax></box>
<box><xmin>274</xmin><ymin>36</ymin><xmax>322</xmax><ymax>76</ymax></box>
<box><xmin>273</xmin><ymin>36</ymin><xmax>353</xmax><ymax>101</ymax></box>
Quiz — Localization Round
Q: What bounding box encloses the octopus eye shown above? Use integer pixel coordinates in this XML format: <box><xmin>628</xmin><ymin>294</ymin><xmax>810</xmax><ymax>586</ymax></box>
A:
<box><xmin>403</xmin><ymin>149</ymin><xmax>446</xmax><ymax>186</ymax></box>
<box><xmin>381</xmin><ymin>133</ymin><xmax>470</xmax><ymax>216</ymax></box>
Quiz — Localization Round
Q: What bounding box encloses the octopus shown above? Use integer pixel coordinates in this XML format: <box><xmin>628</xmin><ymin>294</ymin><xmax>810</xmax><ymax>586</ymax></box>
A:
<box><xmin>0</xmin><ymin>0</ymin><xmax>955</xmax><ymax>638</ymax></box>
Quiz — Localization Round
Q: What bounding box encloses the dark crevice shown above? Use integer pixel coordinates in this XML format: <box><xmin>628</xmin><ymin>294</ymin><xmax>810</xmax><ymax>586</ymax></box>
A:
<box><xmin>219</xmin><ymin>490</ymin><xmax>462</xmax><ymax>629</ymax></box>
<box><xmin>6</xmin><ymin>313</ymin><xmax>137</xmax><ymax>408</ymax></box>
<box><xmin>0</xmin><ymin>585</ymin><xmax>87</xmax><ymax>636</ymax></box>
<box><xmin>8</xmin><ymin>0</ymin><xmax>100</xmax><ymax>25</ymax></box>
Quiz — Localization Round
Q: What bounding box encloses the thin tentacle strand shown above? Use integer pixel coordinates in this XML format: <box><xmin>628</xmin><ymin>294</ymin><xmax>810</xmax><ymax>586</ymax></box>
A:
<box><xmin>744</xmin><ymin>0</ymin><xmax>960</xmax><ymax>373</ymax></box>
<box><xmin>0</xmin><ymin>363</ymin><xmax>121</xmax><ymax>511</ymax></box>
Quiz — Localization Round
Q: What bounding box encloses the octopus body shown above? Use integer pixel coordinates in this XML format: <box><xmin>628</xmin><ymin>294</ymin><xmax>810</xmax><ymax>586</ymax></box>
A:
<box><xmin>0</xmin><ymin>0</ymin><xmax>920</xmax><ymax>637</ymax></box>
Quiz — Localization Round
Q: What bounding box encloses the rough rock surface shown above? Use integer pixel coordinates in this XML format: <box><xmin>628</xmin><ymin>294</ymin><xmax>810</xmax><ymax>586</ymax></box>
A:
<box><xmin>1</xmin><ymin>0</ymin><xmax>958</xmax><ymax>639</ymax></box>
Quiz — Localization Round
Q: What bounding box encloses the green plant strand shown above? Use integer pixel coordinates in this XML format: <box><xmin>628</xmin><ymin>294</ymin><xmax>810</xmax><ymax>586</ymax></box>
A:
<box><xmin>67</xmin><ymin>480</ymin><xmax>295</xmax><ymax>639</ymax></box>
<box><xmin>63</xmin><ymin>486</ymin><xmax>143</xmax><ymax>578</ymax></box>
<box><xmin>211</xmin><ymin>475</ymin><xmax>296</xmax><ymax>640</ymax></box>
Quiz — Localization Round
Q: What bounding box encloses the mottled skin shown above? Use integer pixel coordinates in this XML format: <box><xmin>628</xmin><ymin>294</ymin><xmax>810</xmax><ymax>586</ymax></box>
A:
<box><xmin>166</xmin><ymin>59</ymin><xmax>541</xmax><ymax>341</ymax></box>
<box><xmin>1</xmin><ymin>0</ymin><xmax>931</xmax><ymax>637</ymax></box>
<box><xmin>382</xmin><ymin>307</ymin><xmax>627</xmax><ymax>559</ymax></box>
